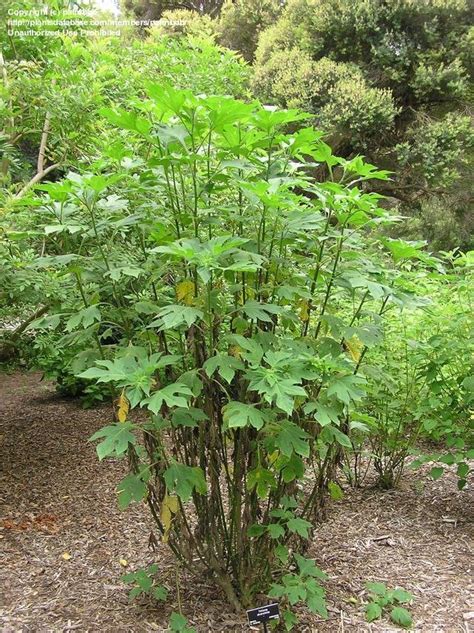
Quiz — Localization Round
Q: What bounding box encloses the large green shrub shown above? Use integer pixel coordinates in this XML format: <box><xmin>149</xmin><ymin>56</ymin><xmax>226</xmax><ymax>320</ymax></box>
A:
<box><xmin>255</xmin><ymin>0</ymin><xmax>315</xmax><ymax>66</ymax></box>
<box><xmin>122</xmin><ymin>0</ymin><xmax>224</xmax><ymax>21</ymax></box>
<box><xmin>253</xmin><ymin>52</ymin><xmax>397</xmax><ymax>149</ymax></box>
<box><xmin>396</xmin><ymin>196</ymin><xmax>474</xmax><ymax>252</ymax></box>
<box><xmin>20</xmin><ymin>86</ymin><xmax>411</xmax><ymax>625</ymax></box>
<box><xmin>396</xmin><ymin>113</ymin><xmax>474</xmax><ymax>188</ymax></box>
<box><xmin>1</xmin><ymin>3</ymin><xmax>472</xmax><ymax>626</ymax></box>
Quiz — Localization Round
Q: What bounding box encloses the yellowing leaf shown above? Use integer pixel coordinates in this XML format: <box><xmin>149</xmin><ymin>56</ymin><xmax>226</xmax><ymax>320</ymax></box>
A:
<box><xmin>328</xmin><ymin>481</ymin><xmax>344</xmax><ymax>501</ymax></box>
<box><xmin>119</xmin><ymin>558</ymin><xmax>128</xmax><ymax>567</ymax></box>
<box><xmin>229</xmin><ymin>345</ymin><xmax>242</xmax><ymax>358</ymax></box>
<box><xmin>117</xmin><ymin>391</ymin><xmax>129</xmax><ymax>423</ymax></box>
<box><xmin>176</xmin><ymin>279</ymin><xmax>195</xmax><ymax>305</ymax></box>
<box><xmin>268</xmin><ymin>450</ymin><xmax>279</xmax><ymax>466</ymax></box>
<box><xmin>168</xmin><ymin>495</ymin><xmax>179</xmax><ymax>514</ymax></box>
<box><xmin>160</xmin><ymin>493</ymin><xmax>179</xmax><ymax>543</ymax></box>
<box><xmin>61</xmin><ymin>552</ymin><xmax>71</xmax><ymax>560</ymax></box>
<box><xmin>299</xmin><ymin>299</ymin><xmax>309</xmax><ymax>322</ymax></box>
<box><xmin>345</xmin><ymin>336</ymin><xmax>363</xmax><ymax>362</ymax></box>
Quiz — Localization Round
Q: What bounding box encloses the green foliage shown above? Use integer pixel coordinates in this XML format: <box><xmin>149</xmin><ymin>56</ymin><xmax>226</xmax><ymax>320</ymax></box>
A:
<box><xmin>163</xmin><ymin>462</ymin><xmax>207</xmax><ymax>501</ymax></box>
<box><xmin>252</xmin><ymin>0</ymin><xmax>473</xmax><ymax>248</ymax></box>
<box><xmin>0</xmin><ymin>11</ymin><xmax>249</xmax><ymax>376</ymax></box>
<box><xmin>362</xmin><ymin>334</ymin><xmax>427</xmax><ymax>489</ymax></box>
<box><xmin>149</xmin><ymin>9</ymin><xmax>217</xmax><ymax>40</ymax></box>
<box><xmin>218</xmin><ymin>0</ymin><xmax>283</xmax><ymax>61</ymax></box>
<box><xmin>396</xmin><ymin>113</ymin><xmax>474</xmax><ymax>188</ymax></box>
<box><xmin>253</xmin><ymin>52</ymin><xmax>397</xmax><ymax>148</ymax></box>
<box><xmin>122</xmin><ymin>0</ymin><xmax>223</xmax><ymax>22</ymax></box>
<box><xmin>168</xmin><ymin>612</ymin><xmax>196</xmax><ymax>633</ymax></box>
<box><xmin>2</xmin><ymin>11</ymin><xmax>473</xmax><ymax>621</ymax></box>
<box><xmin>269</xmin><ymin>554</ymin><xmax>328</xmax><ymax>628</ymax></box>
<box><xmin>365</xmin><ymin>582</ymin><xmax>413</xmax><ymax>628</ymax></box>
<box><xmin>121</xmin><ymin>563</ymin><xmax>168</xmax><ymax>602</ymax></box>
<box><xmin>405</xmin><ymin>265</ymin><xmax>474</xmax><ymax>490</ymax></box>
<box><xmin>11</xmin><ymin>83</ymin><xmax>414</xmax><ymax>618</ymax></box>
<box><xmin>0</xmin><ymin>26</ymin><xmax>249</xmax><ymax>197</ymax></box>
<box><xmin>343</xmin><ymin>250</ymin><xmax>474</xmax><ymax>489</ymax></box>
<box><xmin>90</xmin><ymin>422</ymin><xmax>137</xmax><ymax>461</ymax></box>
<box><xmin>0</xmin><ymin>1</ymin><xmax>76</xmax><ymax>60</ymax></box>
<box><xmin>255</xmin><ymin>0</ymin><xmax>471</xmax><ymax>99</ymax></box>
<box><xmin>394</xmin><ymin>195</ymin><xmax>474</xmax><ymax>253</ymax></box>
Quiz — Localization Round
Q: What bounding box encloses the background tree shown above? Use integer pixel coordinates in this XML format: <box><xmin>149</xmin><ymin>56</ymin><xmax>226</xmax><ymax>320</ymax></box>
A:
<box><xmin>121</xmin><ymin>0</ymin><xmax>224</xmax><ymax>21</ymax></box>
<box><xmin>148</xmin><ymin>8</ymin><xmax>217</xmax><ymax>39</ymax></box>
<box><xmin>252</xmin><ymin>0</ymin><xmax>474</xmax><ymax>249</ymax></box>
<box><xmin>217</xmin><ymin>0</ymin><xmax>284</xmax><ymax>61</ymax></box>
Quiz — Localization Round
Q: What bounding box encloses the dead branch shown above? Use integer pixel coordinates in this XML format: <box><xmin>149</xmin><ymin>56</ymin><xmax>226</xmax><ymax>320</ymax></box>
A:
<box><xmin>13</xmin><ymin>78</ymin><xmax>59</xmax><ymax>199</ymax></box>
<box><xmin>14</xmin><ymin>163</ymin><xmax>60</xmax><ymax>199</ymax></box>
<box><xmin>37</xmin><ymin>78</ymin><xmax>56</xmax><ymax>173</ymax></box>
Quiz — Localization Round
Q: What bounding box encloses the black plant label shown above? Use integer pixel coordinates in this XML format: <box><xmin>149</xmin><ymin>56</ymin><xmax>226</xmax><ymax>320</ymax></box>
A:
<box><xmin>247</xmin><ymin>603</ymin><xmax>280</xmax><ymax>626</ymax></box>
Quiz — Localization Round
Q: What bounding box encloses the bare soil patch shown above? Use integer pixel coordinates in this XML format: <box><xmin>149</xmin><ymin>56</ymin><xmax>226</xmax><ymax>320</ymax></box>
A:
<box><xmin>1</xmin><ymin>372</ymin><xmax>472</xmax><ymax>632</ymax></box>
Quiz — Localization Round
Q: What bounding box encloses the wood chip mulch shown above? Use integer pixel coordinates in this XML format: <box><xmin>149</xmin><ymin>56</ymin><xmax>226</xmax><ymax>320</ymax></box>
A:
<box><xmin>0</xmin><ymin>372</ymin><xmax>472</xmax><ymax>632</ymax></box>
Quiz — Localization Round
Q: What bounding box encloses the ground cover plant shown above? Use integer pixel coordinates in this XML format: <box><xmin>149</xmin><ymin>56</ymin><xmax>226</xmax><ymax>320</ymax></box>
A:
<box><xmin>364</xmin><ymin>582</ymin><xmax>413</xmax><ymax>628</ymax></box>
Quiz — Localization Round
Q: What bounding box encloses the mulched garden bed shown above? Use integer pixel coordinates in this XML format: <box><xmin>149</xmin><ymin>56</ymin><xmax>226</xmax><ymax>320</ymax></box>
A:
<box><xmin>1</xmin><ymin>371</ymin><xmax>472</xmax><ymax>632</ymax></box>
